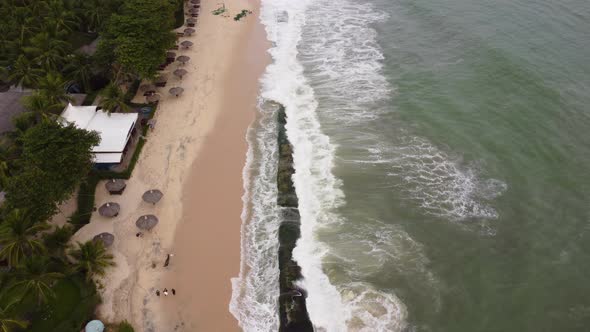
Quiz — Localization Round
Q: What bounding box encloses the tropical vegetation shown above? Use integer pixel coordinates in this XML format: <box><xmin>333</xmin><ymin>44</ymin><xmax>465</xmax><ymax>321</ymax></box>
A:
<box><xmin>0</xmin><ymin>0</ymin><xmax>184</xmax><ymax>330</ymax></box>
<box><xmin>70</xmin><ymin>241</ymin><xmax>116</xmax><ymax>281</ymax></box>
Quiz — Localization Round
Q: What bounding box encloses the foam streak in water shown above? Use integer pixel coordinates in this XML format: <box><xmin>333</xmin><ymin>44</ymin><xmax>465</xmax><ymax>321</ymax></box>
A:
<box><xmin>258</xmin><ymin>0</ymin><xmax>411</xmax><ymax>330</ymax></box>
<box><xmin>258</xmin><ymin>0</ymin><xmax>349</xmax><ymax>329</ymax></box>
<box><xmin>230</xmin><ymin>100</ymin><xmax>281</xmax><ymax>331</ymax></box>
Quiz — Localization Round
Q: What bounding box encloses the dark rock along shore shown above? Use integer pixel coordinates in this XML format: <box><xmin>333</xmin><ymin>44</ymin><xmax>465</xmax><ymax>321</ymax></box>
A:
<box><xmin>276</xmin><ymin>103</ymin><xmax>314</xmax><ymax>331</ymax></box>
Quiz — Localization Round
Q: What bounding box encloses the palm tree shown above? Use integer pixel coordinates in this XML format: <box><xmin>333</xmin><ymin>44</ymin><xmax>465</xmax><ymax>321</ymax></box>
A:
<box><xmin>0</xmin><ymin>24</ymin><xmax>30</xmax><ymax>69</ymax></box>
<box><xmin>0</xmin><ymin>303</ymin><xmax>28</xmax><ymax>332</ymax></box>
<box><xmin>6</xmin><ymin>55</ymin><xmax>43</xmax><ymax>89</ymax></box>
<box><xmin>37</xmin><ymin>72</ymin><xmax>74</xmax><ymax>106</ymax></box>
<box><xmin>0</xmin><ymin>162</ymin><xmax>8</xmax><ymax>190</ymax></box>
<box><xmin>26</xmin><ymin>0</ymin><xmax>50</xmax><ymax>19</ymax></box>
<box><xmin>0</xmin><ymin>149</ymin><xmax>10</xmax><ymax>190</ymax></box>
<box><xmin>64</xmin><ymin>53</ymin><xmax>94</xmax><ymax>92</ymax></box>
<box><xmin>99</xmin><ymin>83</ymin><xmax>130</xmax><ymax>113</ymax></box>
<box><xmin>43</xmin><ymin>225</ymin><xmax>73</xmax><ymax>258</ymax></box>
<box><xmin>44</xmin><ymin>0</ymin><xmax>78</xmax><ymax>35</ymax></box>
<box><xmin>20</xmin><ymin>91</ymin><xmax>63</xmax><ymax>123</ymax></box>
<box><xmin>69</xmin><ymin>241</ymin><xmax>115</xmax><ymax>280</ymax></box>
<box><xmin>80</xmin><ymin>0</ymin><xmax>106</xmax><ymax>32</ymax></box>
<box><xmin>11</xmin><ymin>256</ymin><xmax>64</xmax><ymax>305</ymax></box>
<box><xmin>23</xmin><ymin>32</ymin><xmax>69</xmax><ymax>70</ymax></box>
<box><xmin>0</xmin><ymin>209</ymin><xmax>48</xmax><ymax>268</ymax></box>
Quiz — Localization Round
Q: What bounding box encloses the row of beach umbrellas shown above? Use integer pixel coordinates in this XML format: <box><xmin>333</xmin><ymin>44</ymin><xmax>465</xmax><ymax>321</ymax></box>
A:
<box><xmin>94</xmin><ymin>13</ymin><xmax>196</xmax><ymax>246</ymax></box>
<box><xmin>99</xmin><ymin>189</ymin><xmax>163</xmax><ymax>216</ymax></box>
<box><xmin>93</xmin><ymin>213</ymin><xmax>158</xmax><ymax>247</ymax></box>
<box><xmin>138</xmin><ymin>17</ymin><xmax>195</xmax><ymax>103</ymax></box>
<box><xmin>95</xmin><ymin>185</ymin><xmax>164</xmax><ymax>247</ymax></box>
<box><xmin>144</xmin><ymin>87</ymin><xmax>185</xmax><ymax>102</ymax></box>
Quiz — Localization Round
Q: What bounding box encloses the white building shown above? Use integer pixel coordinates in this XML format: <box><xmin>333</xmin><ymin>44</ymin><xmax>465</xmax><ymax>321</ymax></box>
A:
<box><xmin>60</xmin><ymin>103</ymin><xmax>138</xmax><ymax>164</ymax></box>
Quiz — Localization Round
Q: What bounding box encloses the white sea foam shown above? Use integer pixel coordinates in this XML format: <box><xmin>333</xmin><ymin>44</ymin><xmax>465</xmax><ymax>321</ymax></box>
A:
<box><xmin>340</xmin><ymin>282</ymin><xmax>407</xmax><ymax>332</ymax></box>
<box><xmin>371</xmin><ymin>136</ymin><xmax>507</xmax><ymax>221</ymax></box>
<box><xmin>230</xmin><ymin>101</ymin><xmax>281</xmax><ymax>331</ymax></box>
<box><xmin>258</xmin><ymin>0</ymin><xmax>349</xmax><ymax>328</ymax></box>
<box><xmin>256</xmin><ymin>0</ymin><xmax>411</xmax><ymax>330</ymax></box>
<box><xmin>234</xmin><ymin>0</ymin><xmax>504</xmax><ymax>327</ymax></box>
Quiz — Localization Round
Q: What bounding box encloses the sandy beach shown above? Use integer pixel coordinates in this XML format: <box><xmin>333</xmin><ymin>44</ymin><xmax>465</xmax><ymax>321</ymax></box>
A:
<box><xmin>71</xmin><ymin>0</ymin><xmax>269</xmax><ymax>330</ymax></box>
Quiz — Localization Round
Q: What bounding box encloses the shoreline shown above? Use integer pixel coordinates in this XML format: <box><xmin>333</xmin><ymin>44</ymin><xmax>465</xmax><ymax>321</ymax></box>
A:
<box><xmin>70</xmin><ymin>0</ymin><xmax>270</xmax><ymax>330</ymax></box>
<box><xmin>159</xmin><ymin>0</ymin><xmax>270</xmax><ymax>331</ymax></box>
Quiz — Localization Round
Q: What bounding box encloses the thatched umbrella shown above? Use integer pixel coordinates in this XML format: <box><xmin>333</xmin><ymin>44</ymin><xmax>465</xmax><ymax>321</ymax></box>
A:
<box><xmin>93</xmin><ymin>232</ymin><xmax>115</xmax><ymax>247</ymax></box>
<box><xmin>183</xmin><ymin>28</ymin><xmax>195</xmax><ymax>36</ymax></box>
<box><xmin>189</xmin><ymin>8</ymin><xmax>199</xmax><ymax>14</ymax></box>
<box><xmin>146</xmin><ymin>94</ymin><xmax>161</xmax><ymax>103</ymax></box>
<box><xmin>139</xmin><ymin>83</ymin><xmax>156</xmax><ymax>92</ymax></box>
<box><xmin>142</xmin><ymin>189</ymin><xmax>163</xmax><ymax>204</ymax></box>
<box><xmin>180</xmin><ymin>40</ymin><xmax>193</xmax><ymax>49</ymax></box>
<box><xmin>177</xmin><ymin>55</ymin><xmax>190</xmax><ymax>65</ymax></box>
<box><xmin>166</xmin><ymin>51</ymin><xmax>177</xmax><ymax>58</ymax></box>
<box><xmin>168</xmin><ymin>87</ymin><xmax>184</xmax><ymax>97</ymax></box>
<box><xmin>105</xmin><ymin>179</ymin><xmax>126</xmax><ymax>195</ymax></box>
<box><xmin>154</xmin><ymin>74</ymin><xmax>168</xmax><ymax>83</ymax></box>
<box><xmin>98</xmin><ymin>202</ymin><xmax>120</xmax><ymax>217</ymax></box>
<box><xmin>136</xmin><ymin>215</ymin><xmax>159</xmax><ymax>231</ymax></box>
<box><xmin>190</xmin><ymin>0</ymin><xmax>199</xmax><ymax>3</ymax></box>
<box><xmin>187</xmin><ymin>18</ymin><xmax>197</xmax><ymax>24</ymax></box>
<box><xmin>173</xmin><ymin>68</ymin><xmax>188</xmax><ymax>79</ymax></box>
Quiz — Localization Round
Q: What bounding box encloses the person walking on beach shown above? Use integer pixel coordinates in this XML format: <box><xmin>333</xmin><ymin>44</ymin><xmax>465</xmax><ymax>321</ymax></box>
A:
<box><xmin>156</xmin><ymin>290</ymin><xmax>160</xmax><ymax>297</ymax></box>
<box><xmin>164</xmin><ymin>253</ymin><xmax>174</xmax><ymax>267</ymax></box>
<box><xmin>163</xmin><ymin>288</ymin><xmax>169</xmax><ymax>296</ymax></box>
<box><xmin>172</xmin><ymin>288</ymin><xmax>176</xmax><ymax>295</ymax></box>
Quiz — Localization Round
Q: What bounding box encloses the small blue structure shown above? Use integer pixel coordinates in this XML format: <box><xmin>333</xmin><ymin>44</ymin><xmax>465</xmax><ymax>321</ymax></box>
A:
<box><xmin>140</xmin><ymin>106</ymin><xmax>153</xmax><ymax>115</ymax></box>
<box><xmin>85</xmin><ymin>320</ymin><xmax>105</xmax><ymax>332</ymax></box>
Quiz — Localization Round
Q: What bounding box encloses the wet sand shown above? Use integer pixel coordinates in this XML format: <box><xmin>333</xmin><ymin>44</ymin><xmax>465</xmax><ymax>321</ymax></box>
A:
<box><xmin>159</xmin><ymin>1</ymin><xmax>270</xmax><ymax>331</ymax></box>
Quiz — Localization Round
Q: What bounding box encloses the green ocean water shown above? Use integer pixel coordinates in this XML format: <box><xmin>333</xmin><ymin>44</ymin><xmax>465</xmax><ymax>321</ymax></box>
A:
<box><xmin>296</xmin><ymin>0</ymin><xmax>590</xmax><ymax>330</ymax></box>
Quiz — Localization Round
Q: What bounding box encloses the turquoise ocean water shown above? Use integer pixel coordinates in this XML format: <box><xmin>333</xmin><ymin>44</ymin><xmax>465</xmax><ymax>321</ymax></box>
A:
<box><xmin>231</xmin><ymin>0</ymin><xmax>590</xmax><ymax>330</ymax></box>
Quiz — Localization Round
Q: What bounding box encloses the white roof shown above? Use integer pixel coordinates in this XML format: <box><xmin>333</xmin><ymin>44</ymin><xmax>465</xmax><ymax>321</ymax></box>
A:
<box><xmin>94</xmin><ymin>153</ymin><xmax>124</xmax><ymax>164</ymax></box>
<box><xmin>60</xmin><ymin>103</ymin><xmax>138</xmax><ymax>162</ymax></box>
<box><xmin>59</xmin><ymin>104</ymin><xmax>97</xmax><ymax>128</ymax></box>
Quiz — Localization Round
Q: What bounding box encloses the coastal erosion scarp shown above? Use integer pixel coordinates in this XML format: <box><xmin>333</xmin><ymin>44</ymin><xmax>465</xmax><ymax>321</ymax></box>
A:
<box><xmin>276</xmin><ymin>103</ymin><xmax>314</xmax><ymax>331</ymax></box>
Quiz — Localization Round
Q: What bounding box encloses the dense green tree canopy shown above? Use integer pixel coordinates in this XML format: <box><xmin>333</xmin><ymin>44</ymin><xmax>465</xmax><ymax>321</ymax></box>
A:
<box><xmin>99</xmin><ymin>83</ymin><xmax>130</xmax><ymax>113</ymax></box>
<box><xmin>0</xmin><ymin>302</ymin><xmax>28</xmax><ymax>332</ymax></box>
<box><xmin>12</xmin><ymin>256</ymin><xmax>64</xmax><ymax>305</ymax></box>
<box><xmin>70</xmin><ymin>241</ymin><xmax>115</xmax><ymax>280</ymax></box>
<box><xmin>5</xmin><ymin>121</ymin><xmax>99</xmax><ymax>221</ymax></box>
<box><xmin>0</xmin><ymin>209</ymin><xmax>48</xmax><ymax>268</ymax></box>
<box><xmin>100</xmin><ymin>0</ymin><xmax>176</xmax><ymax>79</ymax></box>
